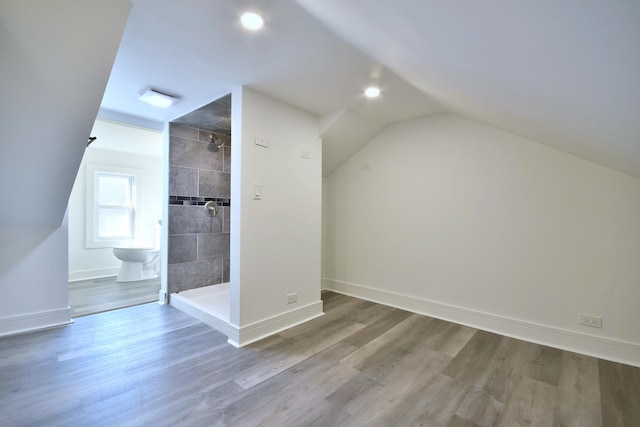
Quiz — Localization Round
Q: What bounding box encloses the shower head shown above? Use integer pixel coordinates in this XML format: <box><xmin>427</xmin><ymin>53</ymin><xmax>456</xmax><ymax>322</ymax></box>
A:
<box><xmin>208</xmin><ymin>134</ymin><xmax>224</xmax><ymax>152</ymax></box>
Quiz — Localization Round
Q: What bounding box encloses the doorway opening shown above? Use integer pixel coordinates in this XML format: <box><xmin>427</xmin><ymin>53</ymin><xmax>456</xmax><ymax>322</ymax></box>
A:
<box><xmin>67</xmin><ymin>118</ymin><xmax>163</xmax><ymax>317</ymax></box>
<box><xmin>165</xmin><ymin>93</ymin><xmax>232</xmax><ymax>332</ymax></box>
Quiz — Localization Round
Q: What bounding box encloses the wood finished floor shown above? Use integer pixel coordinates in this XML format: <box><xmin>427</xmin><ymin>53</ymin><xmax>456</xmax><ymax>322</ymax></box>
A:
<box><xmin>69</xmin><ymin>276</ymin><xmax>161</xmax><ymax>317</ymax></box>
<box><xmin>1</xmin><ymin>291</ymin><xmax>638</xmax><ymax>426</ymax></box>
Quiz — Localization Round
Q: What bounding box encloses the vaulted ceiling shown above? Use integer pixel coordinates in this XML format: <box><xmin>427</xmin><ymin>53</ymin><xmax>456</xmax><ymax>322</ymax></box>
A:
<box><xmin>1</xmin><ymin>0</ymin><xmax>130</xmax><ymax>227</ymax></box>
<box><xmin>101</xmin><ymin>0</ymin><xmax>640</xmax><ymax>178</ymax></box>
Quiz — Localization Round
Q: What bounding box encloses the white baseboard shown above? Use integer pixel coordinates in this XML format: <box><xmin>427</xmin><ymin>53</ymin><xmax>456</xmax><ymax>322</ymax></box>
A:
<box><xmin>0</xmin><ymin>307</ymin><xmax>72</xmax><ymax>337</ymax></box>
<box><xmin>227</xmin><ymin>301</ymin><xmax>324</xmax><ymax>348</ymax></box>
<box><xmin>324</xmin><ymin>278</ymin><xmax>640</xmax><ymax>367</ymax></box>
<box><xmin>69</xmin><ymin>267</ymin><xmax>119</xmax><ymax>282</ymax></box>
<box><xmin>171</xmin><ymin>293</ymin><xmax>324</xmax><ymax>348</ymax></box>
<box><xmin>158</xmin><ymin>289</ymin><xmax>169</xmax><ymax>305</ymax></box>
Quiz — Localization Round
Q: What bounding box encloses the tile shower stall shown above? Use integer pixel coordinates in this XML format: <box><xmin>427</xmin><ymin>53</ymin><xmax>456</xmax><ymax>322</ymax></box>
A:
<box><xmin>167</xmin><ymin>123</ymin><xmax>231</xmax><ymax>294</ymax></box>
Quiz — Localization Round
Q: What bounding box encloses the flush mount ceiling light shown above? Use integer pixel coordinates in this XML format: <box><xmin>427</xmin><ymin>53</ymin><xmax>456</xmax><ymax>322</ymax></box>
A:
<box><xmin>139</xmin><ymin>88</ymin><xmax>178</xmax><ymax>108</ymax></box>
<box><xmin>365</xmin><ymin>87</ymin><xmax>381</xmax><ymax>98</ymax></box>
<box><xmin>241</xmin><ymin>12</ymin><xmax>264</xmax><ymax>30</ymax></box>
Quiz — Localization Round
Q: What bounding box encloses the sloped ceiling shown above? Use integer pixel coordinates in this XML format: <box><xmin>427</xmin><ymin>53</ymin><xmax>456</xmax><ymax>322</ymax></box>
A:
<box><xmin>296</xmin><ymin>0</ymin><xmax>640</xmax><ymax>178</ymax></box>
<box><xmin>0</xmin><ymin>0</ymin><xmax>130</xmax><ymax>227</ymax></box>
<box><xmin>320</xmin><ymin>109</ymin><xmax>387</xmax><ymax>176</ymax></box>
<box><xmin>99</xmin><ymin>0</ymin><xmax>441</xmax><ymax>124</ymax></box>
<box><xmin>98</xmin><ymin>0</ymin><xmax>441</xmax><ymax>176</ymax></box>
<box><xmin>100</xmin><ymin>0</ymin><xmax>640</xmax><ymax>178</ymax></box>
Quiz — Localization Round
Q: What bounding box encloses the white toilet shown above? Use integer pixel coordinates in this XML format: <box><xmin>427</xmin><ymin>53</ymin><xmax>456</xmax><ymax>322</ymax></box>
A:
<box><xmin>113</xmin><ymin>247</ymin><xmax>160</xmax><ymax>282</ymax></box>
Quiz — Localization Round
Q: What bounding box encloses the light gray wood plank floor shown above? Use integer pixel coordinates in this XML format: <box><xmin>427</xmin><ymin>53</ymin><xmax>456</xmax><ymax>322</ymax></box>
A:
<box><xmin>69</xmin><ymin>276</ymin><xmax>160</xmax><ymax>317</ymax></box>
<box><xmin>0</xmin><ymin>291</ymin><xmax>638</xmax><ymax>426</ymax></box>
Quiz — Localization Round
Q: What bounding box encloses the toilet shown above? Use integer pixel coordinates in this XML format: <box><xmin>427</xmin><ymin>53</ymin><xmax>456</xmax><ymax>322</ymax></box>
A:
<box><xmin>113</xmin><ymin>246</ymin><xmax>160</xmax><ymax>282</ymax></box>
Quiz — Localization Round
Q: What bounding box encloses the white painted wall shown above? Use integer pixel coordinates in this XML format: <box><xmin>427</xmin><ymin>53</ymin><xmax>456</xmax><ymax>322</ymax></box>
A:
<box><xmin>68</xmin><ymin>119</ymin><xmax>162</xmax><ymax>281</ymax></box>
<box><xmin>0</xmin><ymin>215</ymin><xmax>70</xmax><ymax>335</ymax></box>
<box><xmin>90</xmin><ymin>118</ymin><xmax>163</xmax><ymax>158</ymax></box>
<box><xmin>0</xmin><ymin>0</ymin><xmax>130</xmax><ymax>335</ymax></box>
<box><xmin>229</xmin><ymin>87</ymin><xmax>322</xmax><ymax>344</ymax></box>
<box><xmin>324</xmin><ymin>113</ymin><xmax>640</xmax><ymax>366</ymax></box>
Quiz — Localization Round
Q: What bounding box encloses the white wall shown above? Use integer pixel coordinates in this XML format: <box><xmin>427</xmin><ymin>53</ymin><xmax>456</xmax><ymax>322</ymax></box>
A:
<box><xmin>324</xmin><ymin>113</ymin><xmax>640</xmax><ymax>366</ymax></box>
<box><xmin>0</xmin><ymin>1</ymin><xmax>130</xmax><ymax>336</ymax></box>
<box><xmin>0</xmin><ymin>216</ymin><xmax>70</xmax><ymax>335</ymax></box>
<box><xmin>229</xmin><ymin>87</ymin><xmax>323</xmax><ymax>345</ymax></box>
<box><xmin>68</xmin><ymin>119</ymin><xmax>162</xmax><ymax>281</ymax></box>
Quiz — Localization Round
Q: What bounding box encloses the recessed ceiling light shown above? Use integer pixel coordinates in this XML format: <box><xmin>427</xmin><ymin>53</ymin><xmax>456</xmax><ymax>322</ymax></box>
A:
<box><xmin>139</xmin><ymin>88</ymin><xmax>178</xmax><ymax>108</ymax></box>
<box><xmin>241</xmin><ymin>12</ymin><xmax>264</xmax><ymax>30</ymax></box>
<box><xmin>365</xmin><ymin>87</ymin><xmax>381</xmax><ymax>98</ymax></box>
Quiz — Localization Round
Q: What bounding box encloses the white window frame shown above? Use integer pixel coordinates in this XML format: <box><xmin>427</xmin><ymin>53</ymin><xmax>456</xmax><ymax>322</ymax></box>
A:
<box><xmin>85</xmin><ymin>163</ymin><xmax>141</xmax><ymax>248</ymax></box>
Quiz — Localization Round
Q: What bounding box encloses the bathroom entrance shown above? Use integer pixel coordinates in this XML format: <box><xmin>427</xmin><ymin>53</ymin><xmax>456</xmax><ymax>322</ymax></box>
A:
<box><xmin>67</xmin><ymin>118</ymin><xmax>163</xmax><ymax>317</ymax></box>
<box><xmin>165</xmin><ymin>94</ymin><xmax>232</xmax><ymax>328</ymax></box>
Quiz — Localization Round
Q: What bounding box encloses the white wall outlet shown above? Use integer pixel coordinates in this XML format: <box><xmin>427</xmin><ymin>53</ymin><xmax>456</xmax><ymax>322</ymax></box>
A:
<box><xmin>286</xmin><ymin>293</ymin><xmax>297</xmax><ymax>304</ymax></box>
<box><xmin>579</xmin><ymin>314</ymin><xmax>602</xmax><ymax>328</ymax></box>
<box><xmin>255</xmin><ymin>134</ymin><xmax>269</xmax><ymax>148</ymax></box>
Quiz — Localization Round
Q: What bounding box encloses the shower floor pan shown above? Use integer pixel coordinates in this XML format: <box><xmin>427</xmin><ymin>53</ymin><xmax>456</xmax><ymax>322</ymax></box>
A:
<box><xmin>170</xmin><ymin>283</ymin><xmax>231</xmax><ymax>338</ymax></box>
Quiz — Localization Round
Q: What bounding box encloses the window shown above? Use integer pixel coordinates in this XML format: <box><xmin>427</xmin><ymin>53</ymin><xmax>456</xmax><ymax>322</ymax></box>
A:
<box><xmin>86</xmin><ymin>164</ymin><xmax>140</xmax><ymax>248</ymax></box>
<box><xmin>95</xmin><ymin>173</ymin><xmax>135</xmax><ymax>240</ymax></box>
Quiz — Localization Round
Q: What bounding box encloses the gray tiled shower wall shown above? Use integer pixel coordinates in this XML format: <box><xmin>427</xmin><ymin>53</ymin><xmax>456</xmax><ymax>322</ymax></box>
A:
<box><xmin>167</xmin><ymin>123</ymin><xmax>231</xmax><ymax>293</ymax></box>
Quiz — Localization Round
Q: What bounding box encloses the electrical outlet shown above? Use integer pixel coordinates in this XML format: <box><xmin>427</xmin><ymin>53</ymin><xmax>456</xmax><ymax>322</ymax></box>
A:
<box><xmin>255</xmin><ymin>134</ymin><xmax>269</xmax><ymax>148</ymax></box>
<box><xmin>286</xmin><ymin>293</ymin><xmax>297</xmax><ymax>304</ymax></box>
<box><xmin>579</xmin><ymin>314</ymin><xmax>602</xmax><ymax>328</ymax></box>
